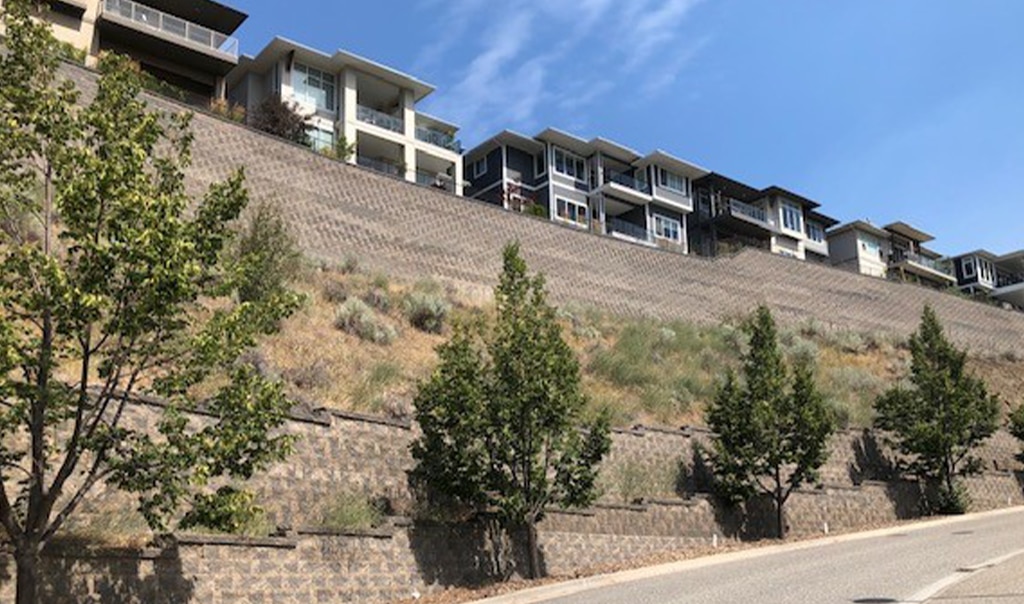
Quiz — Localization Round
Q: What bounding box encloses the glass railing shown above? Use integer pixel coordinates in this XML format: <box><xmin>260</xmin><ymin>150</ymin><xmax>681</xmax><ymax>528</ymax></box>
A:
<box><xmin>728</xmin><ymin>199</ymin><xmax>768</xmax><ymax>223</ymax></box>
<box><xmin>607</xmin><ymin>217</ymin><xmax>652</xmax><ymax>243</ymax></box>
<box><xmin>101</xmin><ymin>0</ymin><xmax>239</xmax><ymax>58</ymax></box>
<box><xmin>997</xmin><ymin>273</ymin><xmax>1024</xmax><ymax>288</ymax></box>
<box><xmin>357</xmin><ymin>155</ymin><xmax>402</xmax><ymax>177</ymax></box>
<box><xmin>415</xmin><ymin>170</ymin><xmax>455</xmax><ymax>192</ymax></box>
<box><xmin>890</xmin><ymin>252</ymin><xmax>952</xmax><ymax>275</ymax></box>
<box><xmin>356</xmin><ymin>105</ymin><xmax>404</xmax><ymax>134</ymax></box>
<box><xmin>415</xmin><ymin>127</ymin><xmax>461</xmax><ymax>152</ymax></box>
<box><xmin>606</xmin><ymin>171</ymin><xmax>652</xmax><ymax>194</ymax></box>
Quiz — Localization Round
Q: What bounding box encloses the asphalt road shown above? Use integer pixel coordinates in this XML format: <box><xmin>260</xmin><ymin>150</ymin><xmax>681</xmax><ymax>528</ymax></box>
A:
<box><xmin>536</xmin><ymin>509</ymin><xmax>1024</xmax><ymax>604</ymax></box>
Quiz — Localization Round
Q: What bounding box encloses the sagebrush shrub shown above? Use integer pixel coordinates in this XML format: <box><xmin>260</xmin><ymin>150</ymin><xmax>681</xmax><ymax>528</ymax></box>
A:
<box><xmin>334</xmin><ymin>298</ymin><xmax>396</xmax><ymax>344</ymax></box>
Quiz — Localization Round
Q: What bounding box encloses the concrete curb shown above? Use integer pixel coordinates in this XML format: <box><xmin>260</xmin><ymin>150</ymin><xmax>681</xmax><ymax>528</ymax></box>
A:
<box><xmin>466</xmin><ymin>506</ymin><xmax>1024</xmax><ymax>604</ymax></box>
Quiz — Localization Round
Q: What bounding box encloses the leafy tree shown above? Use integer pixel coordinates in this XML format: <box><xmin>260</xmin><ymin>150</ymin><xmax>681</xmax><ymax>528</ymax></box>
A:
<box><xmin>233</xmin><ymin>200</ymin><xmax>303</xmax><ymax>304</ymax></box>
<box><xmin>706</xmin><ymin>306</ymin><xmax>834</xmax><ymax>539</ymax></box>
<box><xmin>411</xmin><ymin>243</ymin><xmax>611</xmax><ymax>579</ymax></box>
<box><xmin>875</xmin><ymin>306</ymin><xmax>999</xmax><ymax>514</ymax></box>
<box><xmin>249</xmin><ymin>96</ymin><xmax>311</xmax><ymax>146</ymax></box>
<box><xmin>0</xmin><ymin>3</ymin><xmax>301</xmax><ymax>602</ymax></box>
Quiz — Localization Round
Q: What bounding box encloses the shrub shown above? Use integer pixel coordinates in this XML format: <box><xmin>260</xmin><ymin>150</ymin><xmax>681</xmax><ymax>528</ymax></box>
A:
<box><xmin>282</xmin><ymin>360</ymin><xmax>332</xmax><ymax>391</ymax></box>
<box><xmin>320</xmin><ymin>493</ymin><xmax>384</xmax><ymax>530</ymax></box>
<box><xmin>234</xmin><ymin>201</ymin><xmax>304</xmax><ymax>304</ymax></box>
<box><xmin>321</xmin><ymin>280</ymin><xmax>349</xmax><ymax>304</ymax></box>
<box><xmin>351</xmin><ymin>361</ymin><xmax>402</xmax><ymax>409</ymax></box>
<box><xmin>339</xmin><ymin>256</ymin><xmax>360</xmax><ymax>274</ymax></box>
<box><xmin>209</xmin><ymin>98</ymin><xmax>246</xmax><ymax>123</ymax></box>
<box><xmin>404</xmin><ymin>291</ymin><xmax>451</xmax><ymax>334</ymax></box>
<box><xmin>362</xmin><ymin>286</ymin><xmax>392</xmax><ymax>313</ymax></box>
<box><xmin>250</xmin><ymin>97</ymin><xmax>311</xmax><ymax>146</ymax></box>
<box><xmin>180</xmin><ymin>487</ymin><xmax>269</xmax><ymax>536</ymax></box>
<box><xmin>334</xmin><ymin>298</ymin><xmax>396</xmax><ymax>344</ymax></box>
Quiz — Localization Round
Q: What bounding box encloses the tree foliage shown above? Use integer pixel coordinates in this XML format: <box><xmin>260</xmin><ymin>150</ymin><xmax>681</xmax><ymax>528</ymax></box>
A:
<box><xmin>249</xmin><ymin>96</ymin><xmax>311</xmax><ymax>146</ymax></box>
<box><xmin>411</xmin><ymin>242</ymin><xmax>611</xmax><ymax>579</ymax></box>
<box><xmin>706</xmin><ymin>305</ymin><xmax>834</xmax><ymax>538</ymax></box>
<box><xmin>874</xmin><ymin>306</ymin><xmax>999</xmax><ymax>514</ymax></box>
<box><xmin>0</xmin><ymin>3</ymin><xmax>301</xmax><ymax>601</ymax></box>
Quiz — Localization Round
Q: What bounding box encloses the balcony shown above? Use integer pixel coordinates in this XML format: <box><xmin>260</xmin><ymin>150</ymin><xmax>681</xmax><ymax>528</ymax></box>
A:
<box><xmin>100</xmin><ymin>0</ymin><xmax>240</xmax><ymax>59</ymax></box>
<box><xmin>600</xmin><ymin>171</ymin><xmax>652</xmax><ymax>205</ymax></box>
<box><xmin>415</xmin><ymin>127</ymin><xmax>461</xmax><ymax>153</ymax></box>
<box><xmin>889</xmin><ymin>251</ymin><xmax>955</xmax><ymax>284</ymax></box>
<box><xmin>357</xmin><ymin>105</ymin><xmax>404</xmax><ymax>134</ymax></box>
<box><xmin>607</xmin><ymin>217</ymin><xmax>654</xmax><ymax>246</ymax></box>
<box><xmin>416</xmin><ymin>170</ymin><xmax>455</xmax><ymax>193</ymax></box>
<box><xmin>357</xmin><ymin>155</ymin><xmax>402</xmax><ymax>177</ymax></box>
<box><xmin>998</xmin><ymin>273</ymin><xmax>1024</xmax><ymax>288</ymax></box>
<box><xmin>728</xmin><ymin>199</ymin><xmax>767</xmax><ymax>224</ymax></box>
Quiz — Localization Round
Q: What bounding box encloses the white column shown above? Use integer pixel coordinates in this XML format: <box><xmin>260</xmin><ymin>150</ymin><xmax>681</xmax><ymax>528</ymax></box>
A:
<box><xmin>454</xmin><ymin>159</ymin><xmax>465</xmax><ymax>197</ymax></box>
<box><xmin>401</xmin><ymin>88</ymin><xmax>416</xmax><ymax>183</ymax></box>
<box><xmin>342</xmin><ymin>69</ymin><xmax>358</xmax><ymax>164</ymax></box>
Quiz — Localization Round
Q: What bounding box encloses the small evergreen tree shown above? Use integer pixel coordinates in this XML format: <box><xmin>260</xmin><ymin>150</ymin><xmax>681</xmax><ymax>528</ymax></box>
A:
<box><xmin>706</xmin><ymin>306</ymin><xmax>834</xmax><ymax>538</ymax></box>
<box><xmin>249</xmin><ymin>96</ymin><xmax>311</xmax><ymax>146</ymax></box>
<box><xmin>411</xmin><ymin>242</ymin><xmax>611</xmax><ymax>579</ymax></box>
<box><xmin>233</xmin><ymin>200</ymin><xmax>303</xmax><ymax>304</ymax></box>
<box><xmin>874</xmin><ymin>306</ymin><xmax>999</xmax><ymax>514</ymax></box>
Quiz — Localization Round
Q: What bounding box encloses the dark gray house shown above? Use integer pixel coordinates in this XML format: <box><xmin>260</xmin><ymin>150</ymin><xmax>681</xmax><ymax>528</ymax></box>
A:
<box><xmin>464</xmin><ymin>128</ymin><xmax>709</xmax><ymax>253</ymax></box>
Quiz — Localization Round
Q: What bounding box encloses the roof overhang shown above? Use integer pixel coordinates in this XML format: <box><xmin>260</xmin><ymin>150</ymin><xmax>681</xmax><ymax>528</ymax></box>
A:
<box><xmin>694</xmin><ymin>172</ymin><xmax>761</xmax><ymax>200</ymax></box>
<box><xmin>636</xmin><ymin>150</ymin><xmax>710</xmax><ymax>179</ymax></box>
<box><xmin>229</xmin><ymin>37</ymin><xmax>435</xmax><ymax>101</ymax></box>
<box><xmin>951</xmin><ymin>249</ymin><xmax>1000</xmax><ymax>262</ymax></box>
<box><xmin>416</xmin><ymin>111</ymin><xmax>459</xmax><ymax>133</ymax></box>
<box><xmin>589</xmin><ymin>137</ymin><xmax>640</xmax><ymax>163</ymax></box>
<box><xmin>827</xmin><ymin>220</ymin><xmax>891</xmax><ymax>239</ymax></box>
<box><xmin>759</xmin><ymin>185</ymin><xmax>820</xmax><ymax>209</ymax></box>
<box><xmin>143</xmin><ymin>0</ymin><xmax>247</xmax><ymax>34</ymax></box>
<box><xmin>806</xmin><ymin>210</ymin><xmax>840</xmax><ymax>228</ymax></box>
<box><xmin>464</xmin><ymin>130</ymin><xmax>543</xmax><ymax>162</ymax></box>
<box><xmin>534</xmin><ymin>127</ymin><xmax>592</xmax><ymax>157</ymax></box>
<box><xmin>884</xmin><ymin>221</ymin><xmax>934</xmax><ymax>243</ymax></box>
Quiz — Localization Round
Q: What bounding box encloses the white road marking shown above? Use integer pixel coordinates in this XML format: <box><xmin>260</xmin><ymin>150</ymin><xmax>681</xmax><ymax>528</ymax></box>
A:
<box><xmin>899</xmin><ymin>548</ymin><xmax>1024</xmax><ymax>603</ymax></box>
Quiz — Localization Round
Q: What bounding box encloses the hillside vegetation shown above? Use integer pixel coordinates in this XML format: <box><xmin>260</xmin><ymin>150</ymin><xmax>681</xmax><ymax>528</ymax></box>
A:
<box><xmin>256</xmin><ymin>259</ymin><xmax>1024</xmax><ymax>429</ymax></box>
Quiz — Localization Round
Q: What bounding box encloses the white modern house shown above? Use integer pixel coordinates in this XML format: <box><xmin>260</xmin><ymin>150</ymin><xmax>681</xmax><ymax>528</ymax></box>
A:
<box><xmin>827</xmin><ymin>220</ymin><xmax>956</xmax><ymax>289</ymax></box>
<box><xmin>226</xmin><ymin>37</ymin><xmax>464</xmax><ymax>195</ymax></box>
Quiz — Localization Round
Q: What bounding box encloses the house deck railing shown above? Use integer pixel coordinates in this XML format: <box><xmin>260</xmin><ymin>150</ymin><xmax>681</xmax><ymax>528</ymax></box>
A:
<box><xmin>101</xmin><ymin>0</ymin><xmax>240</xmax><ymax>57</ymax></box>
<box><xmin>415</xmin><ymin>127</ymin><xmax>461</xmax><ymax>152</ymax></box>
<box><xmin>728</xmin><ymin>199</ymin><xmax>768</xmax><ymax>224</ymax></box>
<box><xmin>607</xmin><ymin>217</ymin><xmax>653</xmax><ymax>243</ymax></box>
<box><xmin>891</xmin><ymin>251</ymin><xmax>952</xmax><ymax>275</ymax></box>
<box><xmin>357</xmin><ymin>155</ymin><xmax>402</xmax><ymax>177</ymax></box>
<box><xmin>997</xmin><ymin>272</ymin><xmax>1024</xmax><ymax>288</ymax></box>
<box><xmin>606</xmin><ymin>171</ymin><xmax>652</xmax><ymax>195</ymax></box>
<box><xmin>357</xmin><ymin>105</ymin><xmax>404</xmax><ymax>134</ymax></box>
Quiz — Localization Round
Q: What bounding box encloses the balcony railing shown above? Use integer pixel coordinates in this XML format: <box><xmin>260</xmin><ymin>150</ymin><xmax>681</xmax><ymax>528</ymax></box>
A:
<box><xmin>415</xmin><ymin>127</ymin><xmax>461</xmax><ymax>152</ymax></box>
<box><xmin>101</xmin><ymin>0</ymin><xmax>239</xmax><ymax>58</ymax></box>
<box><xmin>728</xmin><ymin>199</ymin><xmax>768</xmax><ymax>224</ymax></box>
<box><xmin>606</xmin><ymin>171</ymin><xmax>652</xmax><ymax>195</ymax></box>
<box><xmin>416</xmin><ymin>170</ymin><xmax>455</xmax><ymax>192</ymax></box>
<box><xmin>890</xmin><ymin>251</ymin><xmax>952</xmax><ymax>275</ymax></box>
<box><xmin>607</xmin><ymin>217</ymin><xmax>653</xmax><ymax>243</ymax></box>
<box><xmin>357</xmin><ymin>105</ymin><xmax>404</xmax><ymax>134</ymax></box>
<box><xmin>997</xmin><ymin>273</ymin><xmax>1024</xmax><ymax>288</ymax></box>
<box><xmin>357</xmin><ymin>155</ymin><xmax>402</xmax><ymax>177</ymax></box>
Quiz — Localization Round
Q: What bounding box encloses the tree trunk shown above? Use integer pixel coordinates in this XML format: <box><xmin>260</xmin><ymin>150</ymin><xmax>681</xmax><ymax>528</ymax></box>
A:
<box><xmin>15</xmin><ymin>543</ymin><xmax>41</xmax><ymax>604</ymax></box>
<box><xmin>525</xmin><ymin>518</ymin><xmax>542</xmax><ymax>579</ymax></box>
<box><xmin>775</xmin><ymin>496</ymin><xmax>786</xmax><ymax>540</ymax></box>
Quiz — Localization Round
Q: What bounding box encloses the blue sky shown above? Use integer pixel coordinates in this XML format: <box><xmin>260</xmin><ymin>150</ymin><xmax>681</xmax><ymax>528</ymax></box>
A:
<box><xmin>229</xmin><ymin>1</ymin><xmax>1024</xmax><ymax>254</ymax></box>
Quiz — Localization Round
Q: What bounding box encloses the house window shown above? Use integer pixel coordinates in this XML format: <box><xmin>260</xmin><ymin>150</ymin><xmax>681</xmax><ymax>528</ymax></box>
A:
<box><xmin>979</xmin><ymin>258</ymin><xmax>995</xmax><ymax>283</ymax></box>
<box><xmin>555</xmin><ymin>197</ymin><xmax>588</xmax><ymax>226</ymax></box>
<box><xmin>806</xmin><ymin>222</ymin><xmax>825</xmax><ymax>243</ymax></box>
<box><xmin>962</xmin><ymin>257</ymin><xmax>976</xmax><ymax>279</ymax></box>
<box><xmin>781</xmin><ymin>201</ymin><xmax>803</xmax><ymax>232</ymax></box>
<box><xmin>472</xmin><ymin>157</ymin><xmax>488</xmax><ymax>179</ymax></box>
<box><xmin>553</xmin><ymin>147</ymin><xmax>586</xmax><ymax>181</ymax></box>
<box><xmin>653</xmin><ymin>214</ymin><xmax>681</xmax><ymax>242</ymax></box>
<box><xmin>658</xmin><ymin>169</ymin><xmax>689</xmax><ymax>195</ymax></box>
<box><xmin>309</xmin><ymin>127</ymin><xmax>334</xmax><ymax>152</ymax></box>
<box><xmin>860</xmin><ymin>236</ymin><xmax>882</xmax><ymax>260</ymax></box>
<box><xmin>293</xmin><ymin>63</ymin><xmax>335</xmax><ymax>113</ymax></box>
<box><xmin>535</xmin><ymin>148</ymin><xmax>547</xmax><ymax>177</ymax></box>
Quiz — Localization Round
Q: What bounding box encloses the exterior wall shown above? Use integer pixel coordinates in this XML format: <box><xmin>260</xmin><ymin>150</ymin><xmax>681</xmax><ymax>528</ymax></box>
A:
<box><xmin>465</xmin><ymin>147</ymin><xmax>503</xmax><ymax>199</ymax></box>
<box><xmin>828</xmin><ymin>229</ymin><xmax>887</xmax><ymax>279</ymax></box>
<box><xmin>32</xmin><ymin>0</ymin><xmax>101</xmax><ymax>59</ymax></box>
<box><xmin>505</xmin><ymin>146</ymin><xmax>539</xmax><ymax>186</ymax></box>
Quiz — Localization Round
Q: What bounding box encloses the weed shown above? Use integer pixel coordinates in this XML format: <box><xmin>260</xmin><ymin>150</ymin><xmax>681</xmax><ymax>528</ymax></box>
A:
<box><xmin>404</xmin><ymin>291</ymin><xmax>451</xmax><ymax>334</ymax></box>
<box><xmin>351</xmin><ymin>361</ymin><xmax>402</xmax><ymax>409</ymax></box>
<box><xmin>320</xmin><ymin>492</ymin><xmax>384</xmax><ymax>530</ymax></box>
<box><xmin>334</xmin><ymin>298</ymin><xmax>397</xmax><ymax>345</ymax></box>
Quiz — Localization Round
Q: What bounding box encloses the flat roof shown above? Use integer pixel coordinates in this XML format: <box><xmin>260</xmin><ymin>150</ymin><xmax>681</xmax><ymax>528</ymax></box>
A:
<box><xmin>145</xmin><ymin>0</ymin><xmax>247</xmax><ymax>34</ymax></box>
<box><xmin>759</xmin><ymin>185</ymin><xmax>820</xmax><ymax>209</ymax></box>
<box><xmin>884</xmin><ymin>221</ymin><xmax>935</xmax><ymax>243</ymax></box>
<box><xmin>636</xmin><ymin>150</ymin><xmax>710</xmax><ymax>178</ymax></box>
<box><xmin>827</xmin><ymin>220</ymin><xmax>891</xmax><ymax>239</ymax></box>
<box><xmin>231</xmin><ymin>37</ymin><xmax>436</xmax><ymax>101</ymax></box>
<box><xmin>464</xmin><ymin>129</ymin><xmax>544</xmax><ymax>161</ymax></box>
<box><xmin>807</xmin><ymin>210</ymin><xmax>840</xmax><ymax>228</ymax></box>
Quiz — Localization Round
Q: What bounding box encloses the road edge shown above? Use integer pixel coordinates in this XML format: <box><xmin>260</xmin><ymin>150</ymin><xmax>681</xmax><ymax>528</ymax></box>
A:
<box><xmin>465</xmin><ymin>506</ymin><xmax>1024</xmax><ymax>604</ymax></box>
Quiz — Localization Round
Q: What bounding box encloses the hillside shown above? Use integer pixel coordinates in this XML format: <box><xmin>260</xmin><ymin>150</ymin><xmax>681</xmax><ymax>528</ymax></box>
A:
<box><xmin>255</xmin><ymin>260</ymin><xmax>1024</xmax><ymax>429</ymax></box>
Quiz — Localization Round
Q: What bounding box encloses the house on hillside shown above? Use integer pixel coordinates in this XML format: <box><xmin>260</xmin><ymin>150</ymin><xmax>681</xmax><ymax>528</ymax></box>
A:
<box><xmin>463</xmin><ymin>128</ymin><xmax>710</xmax><ymax>253</ymax></box>
<box><xmin>226</xmin><ymin>37</ymin><xmax>464</xmax><ymax>195</ymax></box>
<box><xmin>23</xmin><ymin>0</ymin><xmax>247</xmax><ymax>103</ymax></box>
<box><xmin>687</xmin><ymin>174</ymin><xmax>838</xmax><ymax>262</ymax></box>
<box><xmin>827</xmin><ymin>220</ymin><xmax>956</xmax><ymax>289</ymax></box>
<box><xmin>949</xmin><ymin>250</ymin><xmax>1024</xmax><ymax>308</ymax></box>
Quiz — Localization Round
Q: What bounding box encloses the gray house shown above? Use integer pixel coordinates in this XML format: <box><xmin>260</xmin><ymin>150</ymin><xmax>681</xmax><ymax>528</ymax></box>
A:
<box><xmin>464</xmin><ymin>128</ymin><xmax>708</xmax><ymax>253</ymax></box>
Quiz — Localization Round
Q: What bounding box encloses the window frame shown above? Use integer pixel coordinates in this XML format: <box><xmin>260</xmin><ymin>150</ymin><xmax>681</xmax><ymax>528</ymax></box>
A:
<box><xmin>962</xmin><ymin>257</ymin><xmax>977</xmax><ymax>279</ymax></box>
<box><xmin>653</xmin><ymin>213</ymin><xmax>682</xmax><ymax>242</ymax></box>
<box><xmin>658</xmin><ymin>168</ymin><xmax>689</xmax><ymax>195</ymax></box>
<box><xmin>535</xmin><ymin>148</ymin><xmax>547</xmax><ymax>178</ymax></box>
<box><xmin>806</xmin><ymin>221</ymin><xmax>825</xmax><ymax>243</ymax></box>
<box><xmin>780</xmin><ymin>200</ymin><xmax>803</xmax><ymax>233</ymax></box>
<box><xmin>472</xmin><ymin>157</ymin><xmax>488</xmax><ymax>179</ymax></box>
<box><xmin>292</xmin><ymin>62</ymin><xmax>336</xmax><ymax>113</ymax></box>
<box><xmin>555</xmin><ymin>197</ymin><xmax>589</xmax><ymax>226</ymax></box>
<box><xmin>553</xmin><ymin>147</ymin><xmax>586</xmax><ymax>181</ymax></box>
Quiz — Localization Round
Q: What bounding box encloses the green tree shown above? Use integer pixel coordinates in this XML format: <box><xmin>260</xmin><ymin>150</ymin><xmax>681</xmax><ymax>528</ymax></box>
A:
<box><xmin>411</xmin><ymin>242</ymin><xmax>611</xmax><ymax>579</ymax></box>
<box><xmin>874</xmin><ymin>306</ymin><xmax>999</xmax><ymax>514</ymax></box>
<box><xmin>706</xmin><ymin>306</ymin><xmax>834</xmax><ymax>539</ymax></box>
<box><xmin>249</xmin><ymin>96</ymin><xmax>311</xmax><ymax>146</ymax></box>
<box><xmin>0</xmin><ymin>4</ymin><xmax>301</xmax><ymax>602</ymax></box>
<box><xmin>233</xmin><ymin>200</ymin><xmax>303</xmax><ymax>304</ymax></box>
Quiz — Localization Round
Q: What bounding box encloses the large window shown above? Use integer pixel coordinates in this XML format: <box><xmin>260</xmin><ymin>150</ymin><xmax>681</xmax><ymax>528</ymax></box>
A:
<box><xmin>860</xmin><ymin>235</ymin><xmax>882</xmax><ymax>260</ymax></box>
<box><xmin>979</xmin><ymin>258</ymin><xmax>995</xmax><ymax>283</ymax></box>
<box><xmin>962</xmin><ymin>257</ymin><xmax>976</xmax><ymax>279</ymax></box>
<box><xmin>553</xmin><ymin>147</ymin><xmax>586</xmax><ymax>181</ymax></box>
<box><xmin>472</xmin><ymin>156</ymin><xmax>488</xmax><ymax>179</ymax></box>
<box><xmin>653</xmin><ymin>214</ymin><xmax>681</xmax><ymax>242</ymax></box>
<box><xmin>555</xmin><ymin>197</ymin><xmax>588</xmax><ymax>226</ymax></box>
<box><xmin>806</xmin><ymin>222</ymin><xmax>825</xmax><ymax>243</ymax></box>
<box><xmin>781</xmin><ymin>201</ymin><xmax>803</xmax><ymax>232</ymax></box>
<box><xmin>293</xmin><ymin>63</ymin><xmax>335</xmax><ymax>113</ymax></box>
<box><xmin>658</xmin><ymin>169</ymin><xmax>689</xmax><ymax>195</ymax></box>
<box><xmin>308</xmin><ymin>127</ymin><xmax>334</xmax><ymax>152</ymax></box>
